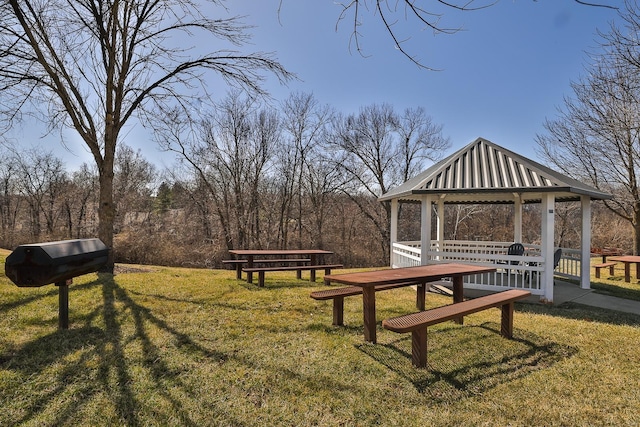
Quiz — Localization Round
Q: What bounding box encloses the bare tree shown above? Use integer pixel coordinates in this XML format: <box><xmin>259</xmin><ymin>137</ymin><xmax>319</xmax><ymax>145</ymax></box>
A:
<box><xmin>160</xmin><ymin>91</ymin><xmax>279</xmax><ymax>250</ymax></box>
<box><xmin>113</xmin><ymin>144</ymin><xmax>157</xmax><ymax>232</ymax></box>
<box><xmin>333</xmin><ymin>0</ymin><xmax>617</xmax><ymax>69</ymax></box>
<box><xmin>0</xmin><ymin>149</ymin><xmax>22</xmax><ymax>247</ymax></box>
<box><xmin>276</xmin><ymin>92</ymin><xmax>334</xmax><ymax>248</ymax></box>
<box><xmin>64</xmin><ymin>164</ymin><xmax>99</xmax><ymax>239</ymax></box>
<box><xmin>302</xmin><ymin>152</ymin><xmax>347</xmax><ymax>249</ymax></box>
<box><xmin>537</xmin><ymin>1</ymin><xmax>640</xmax><ymax>253</ymax></box>
<box><xmin>0</xmin><ymin>0</ymin><xmax>291</xmax><ymax>270</ymax></box>
<box><xmin>328</xmin><ymin>103</ymin><xmax>449</xmax><ymax>261</ymax></box>
<box><xmin>14</xmin><ymin>148</ymin><xmax>67</xmax><ymax>239</ymax></box>
<box><xmin>446</xmin><ymin>204</ymin><xmax>484</xmax><ymax>241</ymax></box>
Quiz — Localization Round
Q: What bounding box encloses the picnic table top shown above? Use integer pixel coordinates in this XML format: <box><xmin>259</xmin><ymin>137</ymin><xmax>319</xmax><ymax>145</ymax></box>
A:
<box><xmin>591</xmin><ymin>247</ymin><xmax>622</xmax><ymax>256</ymax></box>
<box><xmin>324</xmin><ymin>263</ymin><xmax>497</xmax><ymax>287</ymax></box>
<box><xmin>608</xmin><ymin>255</ymin><xmax>640</xmax><ymax>262</ymax></box>
<box><xmin>229</xmin><ymin>249</ymin><xmax>333</xmax><ymax>256</ymax></box>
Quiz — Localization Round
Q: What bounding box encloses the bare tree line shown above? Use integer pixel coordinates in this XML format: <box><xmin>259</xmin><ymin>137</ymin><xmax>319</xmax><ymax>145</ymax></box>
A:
<box><xmin>156</xmin><ymin>92</ymin><xmax>450</xmax><ymax>265</ymax></box>
<box><xmin>0</xmin><ymin>94</ymin><xmax>451</xmax><ymax>267</ymax></box>
<box><xmin>0</xmin><ymin>91</ymin><xmax>631</xmax><ymax>268</ymax></box>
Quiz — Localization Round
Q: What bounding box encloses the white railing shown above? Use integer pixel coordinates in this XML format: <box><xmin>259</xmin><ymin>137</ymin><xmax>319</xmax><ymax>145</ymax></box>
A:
<box><xmin>392</xmin><ymin>240</ymin><xmax>580</xmax><ymax>295</ymax></box>
<box><xmin>556</xmin><ymin>247</ymin><xmax>581</xmax><ymax>280</ymax></box>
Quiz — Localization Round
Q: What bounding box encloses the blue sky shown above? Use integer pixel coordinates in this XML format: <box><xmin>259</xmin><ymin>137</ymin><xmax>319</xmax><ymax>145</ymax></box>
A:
<box><xmin>8</xmin><ymin>0</ymin><xmax>621</xmax><ymax>170</ymax></box>
<box><xmin>230</xmin><ymin>0</ymin><xmax>620</xmax><ymax>160</ymax></box>
<box><xmin>242</xmin><ymin>0</ymin><xmax>620</xmax><ymax>159</ymax></box>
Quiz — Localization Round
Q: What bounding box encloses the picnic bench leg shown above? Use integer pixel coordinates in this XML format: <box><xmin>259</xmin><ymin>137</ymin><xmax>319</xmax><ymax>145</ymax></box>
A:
<box><xmin>501</xmin><ymin>302</ymin><xmax>514</xmax><ymax>338</ymax></box>
<box><xmin>595</xmin><ymin>266</ymin><xmax>602</xmax><ymax>279</ymax></box>
<box><xmin>235</xmin><ymin>263</ymin><xmax>242</xmax><ymax>280</ymax></box>
<box><xmin>308</xmin><ymin>253</ymin><xmax>319</xmax><ymax>281</ymax></box>
<box><xmin>452</xmin><ymin>275</ymin><xmax>464</xmax><ymax>325</ymax></box>
<box><xmin>258</xmin><ymin>271</ymin><xmax>265</xmax><ymax>287</ymax></box>
<box><xmin>416</xmin><ymin>283</ymin><xmax>426</xmax><ymax>310</ymax></box>
<box><xmin>333</xmin><ymin>297</ymin><xmax>344</xmax><ymax>326</ymax></box>
<box><xmin>411</xmin><ymin>328</ymin><xmax>427</xmax><ymax>368</ymax></box>
<box><xmin>362</xmin><ymin>287</ymin><xmax>377</xmax><ymax>343</ymax></box>
<box><xmin>609</xmin><ymin>264</ymin><xmax>615</xmax><ymax>276</ymax></box>
<box><xmin>246</xmin><ymin>256</ymin><xmax>254</xmax><ymax>284</ymax></box>
<box><xmin>636</xmin><ymin>262</ymin><xmax>640</xmax><ymax>281</ymax></box>
<box><xmin>297</xmin><ymin>261</ymin><xmax>303</xmax><ymax>280</ymax></box>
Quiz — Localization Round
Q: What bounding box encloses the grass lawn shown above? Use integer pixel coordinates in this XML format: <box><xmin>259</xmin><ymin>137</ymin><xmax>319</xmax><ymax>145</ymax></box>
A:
<box><xmin>1</xmin><ymin>251</ymin><xmax>639</xmax><ymax>426</ymax></box>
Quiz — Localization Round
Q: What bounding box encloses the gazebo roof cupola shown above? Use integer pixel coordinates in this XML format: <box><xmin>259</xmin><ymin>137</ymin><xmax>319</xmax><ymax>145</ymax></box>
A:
<box><xmin>379</xmin><ymin>137</ymin><xmax>611</xmax><ymax>204</ymax></box>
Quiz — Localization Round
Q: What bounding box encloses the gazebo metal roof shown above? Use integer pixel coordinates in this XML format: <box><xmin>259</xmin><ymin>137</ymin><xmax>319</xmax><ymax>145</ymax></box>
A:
<box><xmin>379</xmin><ymin>137</ymin><xmax>612</xmax><ymax>204</ymax></box>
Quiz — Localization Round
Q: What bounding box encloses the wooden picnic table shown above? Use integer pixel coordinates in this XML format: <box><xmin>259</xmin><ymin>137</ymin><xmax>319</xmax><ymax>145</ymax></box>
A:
<box><xmin>608</xmin><ymin>255</ymin><xmax>640</xmax><ymax>282</ymax></box>
<box><xmin>591</xmin><ymin>247</ymin><xmax>622</xmax><ymax>263</ymax></box>
<box><xmin>323</xmin><ymin>263</ymin><xmax>497</xmax><ymax>343</ymax></box>
<box><xmin>228</xmin><ymin>249</ymin><xmax>334</xmax><ymax>284</ymax></box>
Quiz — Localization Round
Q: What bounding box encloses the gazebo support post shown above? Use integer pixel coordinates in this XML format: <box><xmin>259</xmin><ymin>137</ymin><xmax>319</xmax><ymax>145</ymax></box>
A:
<box><xmin>514</xmin><ymin>194</ymin><xmax>523</xmax><ymax>243</ymax></box>
<box><xmin>437</xmin><ymin>197</ymin><xmax>445</xmax><ymax>260</ymax></box>
<box><xmin>390</xmin><ymin>199</ymin><xmax>398</xmax><ymax>267</ymax></box>
<box><xmin>542</xmin><ymin>193</ymin><xmax>555</xmax><ymax>303</ymax></box>
<box><xmin>580</xmin><ymin>196</ymin><xmax>592</xmax><ymax>289</ymax></box>
<box><xmin>420</xmin><ymin>194</ymin><xmax>432</xmax><ymax>265</ymax></box>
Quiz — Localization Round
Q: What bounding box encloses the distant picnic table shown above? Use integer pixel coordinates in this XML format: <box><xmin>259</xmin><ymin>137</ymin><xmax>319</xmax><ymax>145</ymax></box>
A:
<box><xmin>591</xmin><ymin>247</ymin><xmax>622</xmax><ymax>263</ymax></box>
<box><xmin>226</xmin><ymin>249</ymin><xmax>340</xmax><ymax>286</ymax></box>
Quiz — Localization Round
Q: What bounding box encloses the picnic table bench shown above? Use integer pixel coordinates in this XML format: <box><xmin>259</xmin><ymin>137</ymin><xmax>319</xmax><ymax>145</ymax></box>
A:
<box><xmin>593</xmin><ymin>261</ymin><xmax>617</xmax><ymax>278</ymax></box>
<box><xmin>244</xmin><ymin>263</ymin><xmax>343</xmax><ymax>287</ymax></box>
<box><xmin>382</xmin><ymin>289</ymin><xmax>531</xmax><ymax>368</ymax></box>
<box><xmin>222</xmin><ymin>258</ymin><xmax>311</xmax><ymax>279</ymax></box>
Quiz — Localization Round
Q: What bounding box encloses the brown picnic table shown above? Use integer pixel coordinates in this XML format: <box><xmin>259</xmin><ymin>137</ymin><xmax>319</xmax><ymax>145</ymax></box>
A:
<box><xmin>323</xmin><ymin>263</ymin><xmax>497</xmax><ymax>343</ymax></box>
<box><xmin>608</xmin><ymin>255</ymin><xmax>640</xmax><ymax>283</ymax></box>
<box><xmin>591</xmin><ymin>247</ymin><xmax>622</xmax><ymax>263</ymax></box>
<box><xmin>228</xmin><ymin>249</ymin><xmax>335</xmax><ymax>284</ymax></box>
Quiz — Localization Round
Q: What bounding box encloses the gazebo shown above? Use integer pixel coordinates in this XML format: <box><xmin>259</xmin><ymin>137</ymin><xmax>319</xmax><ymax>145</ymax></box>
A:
<box><xmin>379</xmin><ymin>137</ymin><xmax>612</xmax><ymax>303</ymax></box>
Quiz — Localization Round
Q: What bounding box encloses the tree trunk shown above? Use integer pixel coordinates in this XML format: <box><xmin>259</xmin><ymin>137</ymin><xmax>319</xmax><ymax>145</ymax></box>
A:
<box><xmin>97</xmin><ymin>144</ymin><xmax>116</xmax><ymax>273</ymax></box>
<box><xmin>634</xmin><ymin>203</ymin><xmax>640</xmax><ymax>256</ymax></box>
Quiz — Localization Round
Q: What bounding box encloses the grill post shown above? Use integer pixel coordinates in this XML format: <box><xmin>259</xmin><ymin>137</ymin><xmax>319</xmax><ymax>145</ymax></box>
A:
<box><xmin>56</xmin><ymin>279</ymin><xmax>72</xmax><ymax>330</ymax></box>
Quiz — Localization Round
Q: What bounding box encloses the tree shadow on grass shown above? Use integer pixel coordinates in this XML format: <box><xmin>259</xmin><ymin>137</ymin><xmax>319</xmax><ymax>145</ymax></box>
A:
<box><xmin>0</xmin><ymin>278</ymin><xmax>108</xmax><ymax>316</ymax></box>
<box><xmin>591</xmin><ymin>281</ymin><xmax>640</xmax><ymax>301</ymax></box>
<box><xmin>0</xmin><ymin>274</ymin><xmax>240</xmax><ymax>427</ymax></box>
<box><xmin>0</xmin><ymin>326</ymin><xmax>110</xmax><ymax>425</ymax></box>
<box><xmin>0</xmin><ymin>286</ymin><xmax>60</xmax><ymax>314</ymax></box>
<box><xmin>358</xmin><ymin>322</ymin><xmax>576</xmax><ymax>403</ymax></box>
<box><xmin>518</xmin><ymin>301</ymin><xmax>640</xmax><ymax>327</ymax></box>
<box><xmin>92</xmin><ymin>273</ymin><xmax>230</xmax><ymax>426</ymax></box>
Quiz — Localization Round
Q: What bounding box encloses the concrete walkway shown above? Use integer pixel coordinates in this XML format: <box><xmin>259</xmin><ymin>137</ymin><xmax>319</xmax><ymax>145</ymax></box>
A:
<box><xmin>550</xmin><ymin>280</ymin><xmax>640</xmax><ymax>315</ymax></box>
<box><xmin>456</xmin><ymin>280</ymin><xmax>640</xmax><ymax>316</ymax></box>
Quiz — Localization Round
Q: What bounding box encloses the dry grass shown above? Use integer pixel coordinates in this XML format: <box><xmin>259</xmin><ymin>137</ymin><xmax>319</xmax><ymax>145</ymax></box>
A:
<box><xmin>0</xmin><ymin>254</ymin><xmax>639</xmax><ymax>426</ymax></box>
